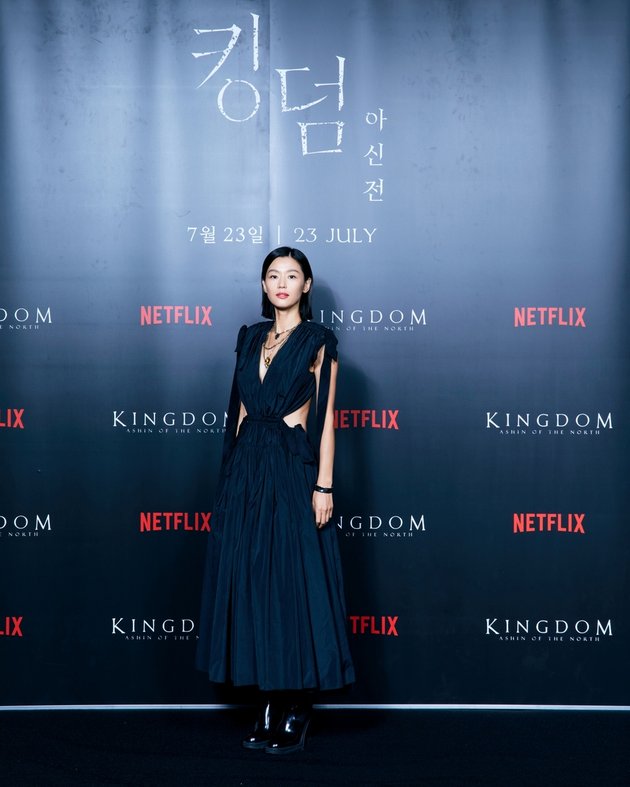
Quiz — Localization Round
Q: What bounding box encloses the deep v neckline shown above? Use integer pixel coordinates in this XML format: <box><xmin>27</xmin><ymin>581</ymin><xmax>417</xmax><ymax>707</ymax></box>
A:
<box><xmin>258</xmin><ymin>321</ymin><xmax>303</xmax><ymax>385</ymax></box>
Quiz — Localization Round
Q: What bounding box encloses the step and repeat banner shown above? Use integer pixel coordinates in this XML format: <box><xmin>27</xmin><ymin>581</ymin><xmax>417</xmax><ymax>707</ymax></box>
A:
<box><xmin>1</xmin><ymin>0</ymin><xmax>628</xmax><ymax>707</ymax></box>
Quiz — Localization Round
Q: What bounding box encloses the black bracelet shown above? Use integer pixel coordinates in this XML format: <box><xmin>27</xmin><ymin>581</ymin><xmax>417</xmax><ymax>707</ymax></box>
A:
<box><xmin>314</xmin><ymin>484</ymin><xmax>334</xmax><ymax>494</ymax></box>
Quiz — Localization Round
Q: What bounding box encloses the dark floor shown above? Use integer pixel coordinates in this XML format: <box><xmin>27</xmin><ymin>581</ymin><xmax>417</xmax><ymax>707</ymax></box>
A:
<box><xmin>1</xmin><ymin>709</ymin><xmax>628</xmax><ymax>787</ymax></box>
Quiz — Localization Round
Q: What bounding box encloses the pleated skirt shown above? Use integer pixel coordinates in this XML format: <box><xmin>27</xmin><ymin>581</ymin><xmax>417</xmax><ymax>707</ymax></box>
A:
<box><xmin>196</xmin><ymin>417</ymin><xmax>355</xmax><ymax>691</ymax></box>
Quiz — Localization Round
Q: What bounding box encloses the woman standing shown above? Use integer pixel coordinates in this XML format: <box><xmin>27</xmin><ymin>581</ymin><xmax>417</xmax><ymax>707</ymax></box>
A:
<box><xmin>196</xmin><ymin>247</ymin><xmax>355</xmax><ymax>754</ymax></box>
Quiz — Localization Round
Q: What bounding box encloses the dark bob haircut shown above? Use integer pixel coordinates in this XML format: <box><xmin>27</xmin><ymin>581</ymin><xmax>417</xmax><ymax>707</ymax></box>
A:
<box><xmin>260</xmin><ymin>246</ymin><xmax>313</xmax><ymax>321</ymax></box>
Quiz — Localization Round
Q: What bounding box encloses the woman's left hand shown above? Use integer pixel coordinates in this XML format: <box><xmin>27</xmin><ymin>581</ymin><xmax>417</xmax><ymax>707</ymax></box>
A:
<box><xmin>312</xmin><ymin>491</ymin><xmax>333</xmax><ymax>529</ymax></box>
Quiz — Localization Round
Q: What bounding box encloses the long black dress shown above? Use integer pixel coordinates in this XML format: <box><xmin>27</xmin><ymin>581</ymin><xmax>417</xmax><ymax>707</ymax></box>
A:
<box><xmin>196</xmin><ymin>320</ymin><xmax>355</xmax><ymax>691</ymax></box>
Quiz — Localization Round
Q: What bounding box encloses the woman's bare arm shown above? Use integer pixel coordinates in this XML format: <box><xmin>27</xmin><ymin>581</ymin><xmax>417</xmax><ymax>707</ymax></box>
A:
<box><xmin>312</xmin><ymin>344</ymin><xmax>337</xmax><ymax>528</ymax></box>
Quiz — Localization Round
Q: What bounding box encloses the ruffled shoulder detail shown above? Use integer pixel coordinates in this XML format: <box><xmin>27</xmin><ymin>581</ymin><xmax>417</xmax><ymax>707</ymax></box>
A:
<box><xmin>302</xmin><ymin>321</ymin><xmax>338</xmax><ymax>364</ymax></box>
<box><xmin>322</xmin><ymin>326</ymin><xmax>338</xmax><ymax>361</ymax></box>
<box><xmin>234</xmin><ymin>321</ymin><xmax>272</xmax><ymax>364</ymax></box>
<box><xmin>234</xmin><ymin>324</ymin><xmax>248</xmax><ymax>353</ymax></box>
<box><xmin>241</xmin><ymin>321</ymin><xmax>271</xmax><ymax>344</ymax></box>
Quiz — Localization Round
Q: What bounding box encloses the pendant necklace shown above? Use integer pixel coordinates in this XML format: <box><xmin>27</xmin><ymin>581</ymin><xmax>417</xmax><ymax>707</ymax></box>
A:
<box><xmin>262</xmin><ymin>322</ymin><xmax>300</xmax><ymax>368</ymax></box>
<box><xmin>273</xmin><ymin>322</ymin><xmax>296</xmax><ymax>340</ymax></box>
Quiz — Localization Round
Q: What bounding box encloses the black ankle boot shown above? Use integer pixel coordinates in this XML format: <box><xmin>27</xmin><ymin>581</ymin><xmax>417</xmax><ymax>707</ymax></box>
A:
<box><xmin>264</xmin><ymin>703</ymin><xmax>312</xmax><ymax>755</ymax></box>
<box><xmin>242</xmin><ymin>699</ymin><xmax>282</xmax><ymax>750</ymax></box>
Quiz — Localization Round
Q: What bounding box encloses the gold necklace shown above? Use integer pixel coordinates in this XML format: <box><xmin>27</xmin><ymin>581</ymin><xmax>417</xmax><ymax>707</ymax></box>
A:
<box><xmin>262</xmin><ymin>323</ymin><xmax>300</xmax><ymax>367</ymax></box>
<box><xmin>273</xmin><ymin>322</ymin><xmax>296</xmax><ymax>340</ymax></box>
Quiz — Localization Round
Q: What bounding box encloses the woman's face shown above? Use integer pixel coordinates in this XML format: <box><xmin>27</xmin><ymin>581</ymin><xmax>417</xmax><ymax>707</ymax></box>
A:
<box><xmin>262</xmin><ymin>256</ymin><xmax>311</xmax><ymax>313</ymax></box>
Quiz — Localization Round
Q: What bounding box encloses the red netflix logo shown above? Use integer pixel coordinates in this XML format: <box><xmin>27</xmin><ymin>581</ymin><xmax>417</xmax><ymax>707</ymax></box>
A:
<box><xmin>513</xmin><ymin>513</ymin><xmax>585</xmax><ymax>534</ymax></box>
<box><xmin>334</xmin><ymin>410</ymin><xmax>399</xmax><ymax>430</ymax></box>
<box><xmin>140</xmin><ymin>512</ymin><xmax>212</xmax><ymax>532</ymax></box>
<box><xmin>514</xmin><ymin>307</ymin><xmax>586</xmax><ymax>327</ymax></box>
<box><xmin>0</xmin><ymin>616</ymin><xmax>23</xmax><ymax>637</ymax></box>
<box><xmin>0</xmin><ymin>409</ymin><xmax>25</xmax><ymax>429</ymax></box>
<box><xmin>140</xmin><ymin>306</ymin><xmax>212</xmax><ymax>326</ymax></box>
<box><xmin>349</xmin><ymin>615</ymin><xmax>399</xmax><ymax>636</ymax></box>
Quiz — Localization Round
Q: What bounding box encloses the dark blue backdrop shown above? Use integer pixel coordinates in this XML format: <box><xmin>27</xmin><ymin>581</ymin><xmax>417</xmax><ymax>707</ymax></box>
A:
<box><xmin>1</xmin><ymin>0</ymin><xmax>628</xmax><ymax>708</ymax></box>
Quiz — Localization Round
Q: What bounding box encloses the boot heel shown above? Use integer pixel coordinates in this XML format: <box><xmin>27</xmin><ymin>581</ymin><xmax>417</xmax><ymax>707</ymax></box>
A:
<box><xmin>265</xmin><ymin>706</ymin><xmax>311</xmax><ymax>755</ymax></box>
<box><xmin>242</xmin><ymin>701</ymin><xmax>282</xmax><ymax>750</ymax></box>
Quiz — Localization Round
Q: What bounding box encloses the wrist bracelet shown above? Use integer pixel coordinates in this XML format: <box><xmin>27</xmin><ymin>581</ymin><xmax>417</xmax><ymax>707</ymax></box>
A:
<box><xmin>314</xmin><ymin>484</ymin><xmax>334</xmax><ymax>494</ymax></box>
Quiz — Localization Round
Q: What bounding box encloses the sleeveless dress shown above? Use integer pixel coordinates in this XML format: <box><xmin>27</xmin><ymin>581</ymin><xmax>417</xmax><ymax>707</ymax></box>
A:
<box><xmin>196</xmin><ymin>320</ymin><xmax>355</xmax><ymax>691</ymax></box>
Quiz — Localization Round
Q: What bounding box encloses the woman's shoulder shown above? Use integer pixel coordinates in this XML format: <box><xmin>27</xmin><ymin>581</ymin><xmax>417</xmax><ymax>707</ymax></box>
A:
<box><xmin>234</xmin><ymin>321</ymin><xmax>271</xmax><ymax>351</ymax></box>
<box><xmin>301</xmin><ymin>320</ymin><xmax>334</xmax><ymax>338</ymax></box>
<box><xmin>302</xmin><ymin>321</ymin><xmax>338</xmax><ymax>358</ymax></box>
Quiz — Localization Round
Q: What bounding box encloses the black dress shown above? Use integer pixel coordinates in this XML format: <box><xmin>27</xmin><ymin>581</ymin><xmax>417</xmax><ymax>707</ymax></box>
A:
<box><xmin>196</xmin><ymin>320</ymin><xmax>355</xmax><ymax>691</ymax></box>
